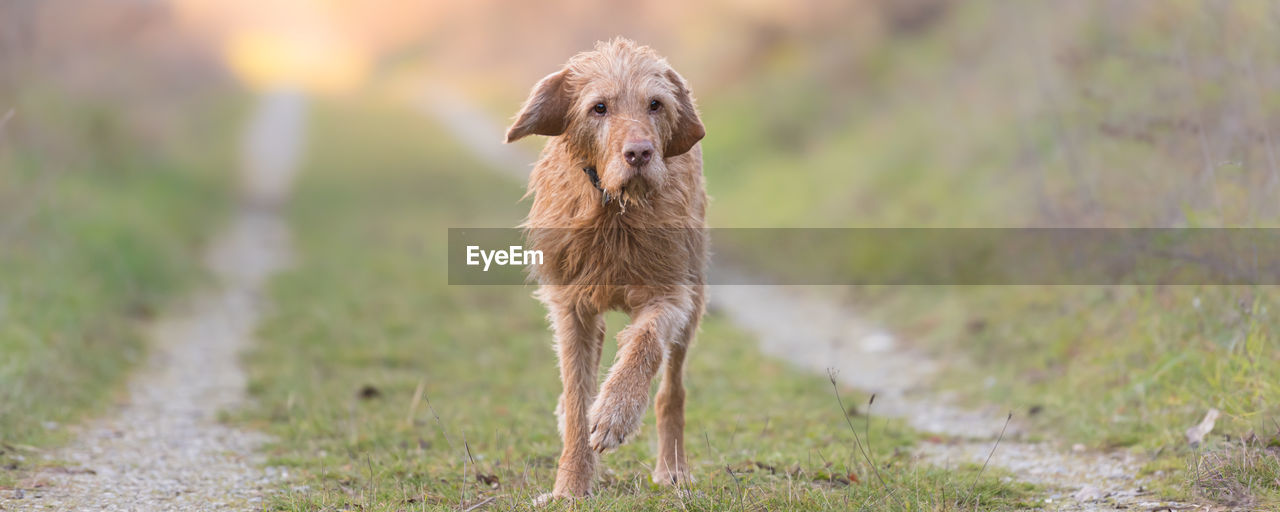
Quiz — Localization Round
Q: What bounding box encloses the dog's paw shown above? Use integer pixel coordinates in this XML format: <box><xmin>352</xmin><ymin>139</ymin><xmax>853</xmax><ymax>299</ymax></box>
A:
<box><xmin>535</xmin><ymin>485</ymin><xmax>592</xmax><ymax>507</ymax></box>
<box><xmin>532</xmin><ymin>491</ymin><xmax>581</xmax><ymax>507</ymax></box>
<box><xmin>587</xmin><ymin>386</ymin><xmax>647</xmax><ymax>453</ymax></box>
<box><xmin>532</xmin><ymin>493</ymin><xmax>557</xmax><ymax>508</ymax></box>
<box><xmin>652</xmin><ymin>465</ymin><xmax>694</xmax><ymax>486</ymax></box>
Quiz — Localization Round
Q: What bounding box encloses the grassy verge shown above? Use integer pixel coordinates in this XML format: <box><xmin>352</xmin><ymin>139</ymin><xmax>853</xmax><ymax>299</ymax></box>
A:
<box><xmin>0</xmin><ymin>89</ymin><xmax>239</xmax><ymax>481</ymax></box>
<box><xmin>239</xmin><ymin>99</ymin><xmax>1034</xmax><ymax>510</ymax></box>
<box><xmin>694</xmin><ymin>2</ymin><xmax>1280</xmax><ymax>507</ymax></box>
<box><xmin>849</xmin><ymin>284</ymin><xmax>1280</xmax><ymax>505</ymax></box>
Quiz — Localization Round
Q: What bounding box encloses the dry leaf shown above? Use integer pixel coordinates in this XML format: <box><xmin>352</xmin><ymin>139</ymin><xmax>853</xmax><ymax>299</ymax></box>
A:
<box><xmin>1185</xmin><ymin>408</ymin><xmax>1220</xmax><ymax>447</ymax></box>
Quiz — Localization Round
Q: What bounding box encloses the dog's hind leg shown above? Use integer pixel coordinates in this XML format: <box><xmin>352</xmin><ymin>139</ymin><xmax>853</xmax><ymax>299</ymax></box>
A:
<box><xmin>588</xmin><ymin>296</ymin><xmax>692</xmax><ymax>453</ymax></box>
<box><xmin>652</xmin><ymin>289</ymin><xmax>702</xmax><ymax>485</ymax></box>
<box><xmin>547</xmin><ymin>301</ymin><xmax>605</xmax><ymax>498</ymax></box>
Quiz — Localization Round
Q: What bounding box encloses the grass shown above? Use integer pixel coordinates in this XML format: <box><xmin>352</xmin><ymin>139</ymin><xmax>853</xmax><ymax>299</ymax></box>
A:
<box><xmin>847</xmin><ymin>284</ymin><xmax>1280</xmax><ymax>506</ymax></box>
<box><xmin>0</xmin><ymin>88</ymin><xmax>239</xmax><ymax>481</ymax></box>
<box><xmin>238</xmin><ymin>99</ymin><xmax>1035</xmax><ymax>511</ymax></box>
<box><xmin>1190</xmin><ymin>433</ymin><xmax>1280</xmax><ymax>508</ymax></box>
<box><xmin>691</xmin><ymin>1</ymin><xmax>1280</xmax><ymax>507</ymax></box>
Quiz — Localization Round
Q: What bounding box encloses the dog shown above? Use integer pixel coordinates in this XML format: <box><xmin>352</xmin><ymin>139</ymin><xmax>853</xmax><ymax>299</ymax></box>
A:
<box><xmin>504</xmin><ymin>38</ymin><xmax>708</xmax><ymax>500</ymax></box>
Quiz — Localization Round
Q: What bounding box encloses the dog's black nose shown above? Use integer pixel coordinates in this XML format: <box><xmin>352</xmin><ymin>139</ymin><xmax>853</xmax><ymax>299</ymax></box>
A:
<box><xmin>624</xmin><ymin>141</ymin><xmax>654</xmax><ymax>167</ymax></box>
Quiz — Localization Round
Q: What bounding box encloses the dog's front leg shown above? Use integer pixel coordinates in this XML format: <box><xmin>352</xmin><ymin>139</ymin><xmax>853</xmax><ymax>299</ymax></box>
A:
<box><xmin>548</xmin><ymin>303</ymin><xmax>605</xmax><ymax>498</ymax></box>
<box><xmin>588</xmin><ymin>299</ymin><xmax>688</xmax><ymax>453</ymax></box>
<box><xmin>652</xmin><ymin>309</ymin><xmax>699</xmax><ymax>485</ymax></box>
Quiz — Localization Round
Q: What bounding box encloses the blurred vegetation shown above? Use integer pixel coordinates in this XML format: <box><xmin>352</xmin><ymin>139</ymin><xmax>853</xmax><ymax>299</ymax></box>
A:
<box><xmin>0</xmin><ymin>89</ymin><xmax>241</xmax><ymax>480</ymax></box>
<box><xmin>698</xmin><ymin>1</ymin><xmax>1280</xmax><ymax>228</ymax></box>
<box><xmin>689</xmin><ymin>1</ymin><xmax>1280</xmax><ymax>507</ymax></box>
<box><xmin>0</xmin><ymin>0</ymin><xmax>238</xmax><ymax>481</ymax></box>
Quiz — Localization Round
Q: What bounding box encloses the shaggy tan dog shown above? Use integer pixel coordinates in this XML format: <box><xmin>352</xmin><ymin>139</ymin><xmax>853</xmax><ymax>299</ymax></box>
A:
<box><xmin>505</xmin><ymin>38</ymin><xmax>708</xmax><ymax>499</ymax></box>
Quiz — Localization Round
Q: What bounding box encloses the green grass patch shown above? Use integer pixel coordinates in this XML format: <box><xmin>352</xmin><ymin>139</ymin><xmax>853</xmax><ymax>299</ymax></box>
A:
<box><xmin>1185</xmin><ymin>434</ymin><xmax>1280</xmax><ymax>508</ymax></box>
<box><xmin>0</xmin><ymin>89</ymin><xmax>240</xmax><ymax>480</ymax></box>
<box><xmin>851</xmin><ymin>284</ymin><xmax>1280</xmax><ymax>507</ymax></box>
<box><xmin>239</xmin><ymin>99</ymin><xmax>1034</xmax><ymax>510</ymax></box>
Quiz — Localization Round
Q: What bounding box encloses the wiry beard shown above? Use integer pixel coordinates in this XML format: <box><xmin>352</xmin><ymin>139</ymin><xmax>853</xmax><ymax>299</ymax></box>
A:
<box><xmin>618</xmin><ymin>177</ymin><xmax>653</xmax><ymax>211</ymax></box>
<box><xmin>584</xmin><ymin>170</ymin><xmax>652</xmax><ymax>212</ymax></box>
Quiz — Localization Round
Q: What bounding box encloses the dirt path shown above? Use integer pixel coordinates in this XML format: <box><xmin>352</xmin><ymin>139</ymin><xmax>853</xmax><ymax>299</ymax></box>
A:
<box><xmin>714</xmin><ymin>285</ymin><xmax>1190</xmax><ymax>511</ymax></box>
<box><xmin>415</xmin><ymin>86</ymin><xmax>1192</xmax><ymax>511</ymax></box>
<box><xmin>8</xmin><ymin>91</ymin><xmax>306</xmax><ymax>511</ymax></box>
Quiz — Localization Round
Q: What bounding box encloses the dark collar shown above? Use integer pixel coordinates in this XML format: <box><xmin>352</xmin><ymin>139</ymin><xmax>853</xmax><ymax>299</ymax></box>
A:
<box><xmin>582</xmin><ymin>165</ymin><xmax>603</xmax><ymax>191</ymax></box>
<box><xmin>582</xmin><ymin>165</ymin><xmax>611</xmax><ymax>204</ymax></box>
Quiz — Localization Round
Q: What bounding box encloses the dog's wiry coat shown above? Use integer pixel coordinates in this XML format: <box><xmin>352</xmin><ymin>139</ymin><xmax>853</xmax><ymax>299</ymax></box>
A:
<box><xmin>505</xmin><ymin>38</ymin><xmax>708</xmax><ymax>499</ymax></box>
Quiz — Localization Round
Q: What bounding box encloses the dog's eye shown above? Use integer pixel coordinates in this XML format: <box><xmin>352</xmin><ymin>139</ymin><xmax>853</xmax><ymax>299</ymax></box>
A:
<box><xmin>649</xmin><ymin>100</ymin><xmax>661</xmax><ymax>112</ymax></box>
<box><xmin>592</xmin><ymin>103</ymin><xmax>607</xmax><ymax>115</ymax></box>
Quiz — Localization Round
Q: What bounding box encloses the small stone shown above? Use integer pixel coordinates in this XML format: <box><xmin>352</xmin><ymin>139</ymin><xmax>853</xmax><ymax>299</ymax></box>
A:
<box><xmin>1072</xmin><ymin>443</ymin><xmax>1086</xmax><ymax>452</ymax></box>
<box><xmin>859</xmin><ymin>331</ymin><xmax>895</xmax><ymax>352</ymax></box>
<box><xmin>1072</xmin><ymin>484</ymin><xmax>1105</xmax><ymax>502</ymax></box>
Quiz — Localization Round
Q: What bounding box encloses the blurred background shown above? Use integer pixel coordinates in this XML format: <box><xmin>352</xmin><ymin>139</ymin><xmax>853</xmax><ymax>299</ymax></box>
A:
<box><xmin>3</xmin><ymin>0</ymin><xmax>1279</xmax><ymax>508</ymax></box>
<box><xmin>7</xmin><ymin>0</ymin><xmax>1280</xmax><ymax>228</ymax></box>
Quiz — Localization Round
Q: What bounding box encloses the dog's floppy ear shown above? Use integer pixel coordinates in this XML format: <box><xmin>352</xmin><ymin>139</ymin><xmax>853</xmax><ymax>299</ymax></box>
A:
<box><xmin>663</xmin><ymin>69</ymin><xmax>705</xmax><ymax>157</ymax></box>
<box><xmin>506</xmin><ymin>67</ymin><xmax>571</xmax><ymax>143</ymax></box>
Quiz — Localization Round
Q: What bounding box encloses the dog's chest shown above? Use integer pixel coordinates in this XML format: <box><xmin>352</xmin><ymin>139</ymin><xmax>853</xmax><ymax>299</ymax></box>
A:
<box><xmin>528</xmin><ymin>213</ymin><xmax>704</xmax><ymax>288</ymax></box>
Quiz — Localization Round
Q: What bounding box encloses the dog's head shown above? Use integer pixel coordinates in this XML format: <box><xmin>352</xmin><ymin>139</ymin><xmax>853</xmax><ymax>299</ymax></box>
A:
<box><xmin>505</xmin><ymin>38</ymin><xmax>704</xmax><ymax>204</ymax></box>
